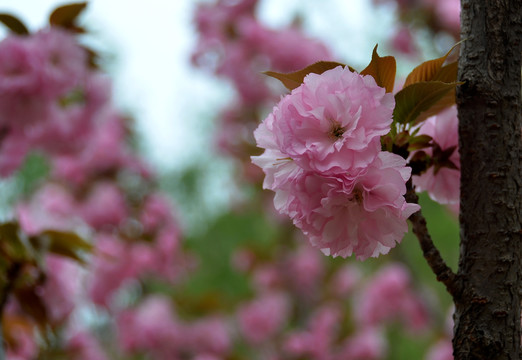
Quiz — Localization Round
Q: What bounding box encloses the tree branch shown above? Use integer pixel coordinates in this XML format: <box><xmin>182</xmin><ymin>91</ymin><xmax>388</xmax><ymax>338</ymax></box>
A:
<box><xmin>405</xmin><ymin>181</ymin><xmax>462</xmax><ymax>299</ymax></box>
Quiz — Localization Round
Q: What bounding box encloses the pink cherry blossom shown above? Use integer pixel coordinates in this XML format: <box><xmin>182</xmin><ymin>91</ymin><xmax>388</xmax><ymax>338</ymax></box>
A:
<box><xmin>40</xmin><ymin>255</ymin><xmax>81</xmax><ymax>324</ymax></box>
<box><xmin>433</xmin><ymin>0</ymin><xmax>460</xmax><ymax>34</ymax></box>
<box><xmin>80</xmin><ymin>181</ymin><xmax>128</xmax><ymax>229</ymax></box>
<box><xmin>285</xmin><ymin>242</ymin><xmax>324</xmax><ymax>296</ymax></box>
<box><xmin>51</xmin><ymin>111</ymin><xmax>130</xmax><ymax>185</ymax></box>
<box><xmin>117</xmin><ymin>296</ymin><xmax>180</xmax><ymax>355</ymax></box>
<box><xmin>338</xmin><ymin>328</ymin><xmax>387</xmax><ymax>360</ymax></box>
<box><xmin>355</xmin><ymin>263</ymin><xmax>430</xmax><ymax>331</ymax></box>
<box><xmin>270</xmin><ymin>152</ymin><xmax>419</xmax><ymax>260</ymax></box>
<box><xmin>253</xmin><ymin>66</ymin><xmax>395</xmax><ymax>177</ymax></box>
<box><xmin>391</xmin><ymin>26</ymin><xmax>417</xmax><ymax>57</ymax></box>
<box><xmin>0</xmin><ymin>128</ymin><xmax>30</xmax><ymax>177</ymax></box>
<box><xmin>329</xmin><ymin>264</ymin><xmax>362</xmax><ymax>297</ymax></box>
<box><xmin>32</xmin><ymin>28</ymin><xmax>87</xmax><ymax>97</ymax></box>
<box><xmin>16</xmin><ymin>183</ymin><xmax>81</xmax><ymax>235</ymax></box>
<box><xmin>237</xmin><ymin>292</ymin><xmax>289</xmax><ymax>344</ymax></box>
<box><xmin>88</xmin><ymin>234</ymin><xmax>136</xmax><ymax>307</ymax></box>
<box><xmin>283</xmin><ymin>304</ymin><xmax>340</xmax><ymax>359</ymax></box>
<box><xmin>0</xmin><ymin>35</ymin><xmax>46</xmax><ymax>128</ymax></box>
<box><xmin>413</xmin><ymin>106</ymin><xmax>460</xmax><ymax>204</ymax></box>
<box><xmin>252</xmin><ymin>264</ymin><xmax>283</xmax><ymax>292</ymax></box>
<box><xmin>66</xmin><ymin>331</ymin><xmax>108</xmax><ymax>360</ymax></box>
<box><xmin>145</xmin><ymin>225</ymin><xmax>182</xmax><ymax>280</ymax></box>
<box><xmin>186</xmin><ymin>317</ymin><xmax>231</xmax><ymax>356</ymax></box>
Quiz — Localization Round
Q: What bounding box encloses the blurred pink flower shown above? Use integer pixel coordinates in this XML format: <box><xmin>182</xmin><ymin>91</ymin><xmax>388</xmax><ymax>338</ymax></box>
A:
<box><xmin>237</xmin><ymin>292</ymin><xmax>289</xmax><ymax>344</ymax></box>
<box><xmin>51</xmin><ymin>111</ymin><xmax>129</xmax><ymax>185</ymax></box>
<box><xmin>0</xmin><ymin>128</ymin><xmax>30</xmax><ymax>177</ymax></box>
<box><xmin>80</xmin><ymin>181</ymin><xmax>128</xmax><ymax>229</ymax></box>
<box><xmin>0</xmin><ymin>35</ymin><xmax>46</xmax><ymax>128</ymax></box>
<box><xmin>117</xmin><ymin>296</ymin><xmax>180</xmax><ymax>355</ymax></box>
<box><xmin>413</xmin><ymin>106</ymin><xmax>460</xmax><ymax>204</ymax></box>
<box><xmin>88</xmin><ymin>234</ymin><xmax>135</xmax><ymax>307</ymax></box>
<box><xmin>329</xmin><ymin>264</ymin><xmax>362</xmax><ymax>297</ymax></box>
<box><xmin>356</xmin><ymin>263</ymin><xmax>430</xmax><ymax>331</ymax></box>
<box><xmin>32</xmin><ymin>28</ymin><xmax>86</xmax><ymax>97</ymax></box>
<box><xmin>252</xmin><ymin>264</ymin><xmax>282</xmax><ymax>292</ymax></box>
<box><xmin>17</xmin><ymin>183</ymin><xmax>81</xmax><ymax>235</ymax></box>
<box><xmin>391</xmin><ymin>26</ymin><xmax>417</xmax><ymax>56</ymax></box>
<box><xmin>186</xmin><ymin>317</ymin><xmax>231</xmax><ymax>356</ymax></box>
<box><xmin>140</xmin><ymin>193</ymin><xmax>176</xmax><ymax>234</ymax></box>
<box><xmin>434</xmin><ymin>0</ymin><xmax>460</xmax><ymax>33</ymax></box>
<box><xmin>338</xmin><ymin>328</ymin><xmax>387</xmax><ymax>360</ymax></box>
<box><xmin>426</xmin><ymin>339</ymin><xmax>454</xmax><ymax>360</ymax></box>
<box><xmin>66</xmin><ymin>331</ymin><xmax>108</xmax><ymax>360</ymax></box>
<box><xmin>40</xmin><ymin>255</ymin><xmax>81</xmax><ymax>324</ymax></box>
<box><xmin>286</xmin><ymin>242</ymin><xmax>324</xmax><ymax>295</ymax></box>
<box><xmin>283</xmin><ymin>304</ymin><xmax>340</xmax><ymax>359</ymax></box>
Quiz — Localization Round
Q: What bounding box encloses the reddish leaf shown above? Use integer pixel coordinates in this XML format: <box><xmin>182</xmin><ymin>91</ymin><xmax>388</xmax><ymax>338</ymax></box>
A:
<box><xmin>403</xmin><ymin>43</ymin><xmax>460</xmax><ymax>87</ymax></box>
<box><xmin>411</xmin><ymin>62</ymin><xmax>459</xmax><ymax>124</ymax></box>
<box><xmin>434</xmin><ymin>61</ymin><xmax>458</xmax><ymax>82</ymax></box>
<box><xmin>31</xmin><ymin>230</ymin><xmax>92</xmax><ymax>264</ymax></box>
<box><xmin>264</xmin><ymin>61</ymin><xmax>348</xmax><ymax>91</ymax></box>
<box><xmin>393</xmin><ymin>81</ymin><xmax>460</xmax><ymax>124</ymax></box>
<box><xmin>0</xmin><ymin>14</ymin><xmax>29</xmax><ymax>35</ymax></box>
<box><xmin>14</xmin><ymin>287</ymin><xmax>48</xmax><ymax>329</ymax></box>
<box><xmin>49</xmin><ymin>2</ymin><xmax>87</xmax><ymax>32</ymax></box>
<box><xmin>360</xmin><ymin>45</ymin><xmax>396</xmax><ymax>93</ymax></box>
<box><xmin>0</xmin><ymin>222</ymin><xmax>29</xmax><ymax>261</ymax></box>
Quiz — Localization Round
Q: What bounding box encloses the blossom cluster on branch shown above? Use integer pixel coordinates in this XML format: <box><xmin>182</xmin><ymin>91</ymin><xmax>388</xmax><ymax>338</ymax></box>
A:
<box><xmin>192</xmin><ymin>0</ymin><xmax>458</xmax><ymax>359</ymax></box>
<box><xmin>252</xmin><ymin>66</ymin><xmax>421</xmax><ymax>260</ymax></box>
<box><xmin>0</xmin><ymin>1</ymin><xmax>461</xmax><ymax>359</ymax></box>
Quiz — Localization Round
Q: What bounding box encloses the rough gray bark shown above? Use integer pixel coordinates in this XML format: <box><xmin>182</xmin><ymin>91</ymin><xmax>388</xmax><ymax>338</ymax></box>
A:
<box><xmin>454</xmin><ymin>0</ymin><xmax>522</xmax><ymax>359</ymax></box>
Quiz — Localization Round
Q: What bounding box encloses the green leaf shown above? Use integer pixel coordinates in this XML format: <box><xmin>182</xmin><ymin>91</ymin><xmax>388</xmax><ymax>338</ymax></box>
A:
<box><xmin>32</xmin><ymin>230</ymin><xmax>92</xmax><ymax>264</ymax></box>
<box><xmin>0</xmin><ymin>222</ymin><xmax>29</xmax><ymax>261</ymax></box>
<box><xmin>405</xmin><ymin>61</ymin><xmax>459</xmax><ymax>124</ymax></box>
<box><xmin>49</xmin><ymin>2</ymin><xmax>87</xmax><ymax>32</ymax></box>
<box><xmin>393</xmin><ymin>81</ymin><xmax>460</xmax><ymax>125</ymax></box>
<box><xmin>360</xmin><ymin>45</ymin><xmax>396</xmax><ymax>93</ymax></box>
<box><xmin>264</xmin><ymin>61</ymin><xmax>348</xmax><ymax>91</ymax></box>
<box><xmin>408</xmin><ymin>134</ymin><xmax>433</xmax><ymax>151</ymax></box>
<box><xmin>403</xmin><ymin>42</ymin><xmax>460</xmax><ymax>87</ymax></box>
<box><xmin>0</xmin><ymin>14</ymin><xmax>29</xmax><ymax>35</ymax></box>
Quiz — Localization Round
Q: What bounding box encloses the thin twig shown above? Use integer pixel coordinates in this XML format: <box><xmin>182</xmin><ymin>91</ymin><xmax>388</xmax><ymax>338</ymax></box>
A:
<box><xmin>0</xmin><ymin>261</ymin><xmax>22</xmax><ymax>359</ymax></box>
<box><xmin>405</xmin><ymin>181</ymin><xmax>462</xmax><ymax>299</ymax></box>
<box><xmin>0</xmin><ymin>262</ymin><xmax>22</xmax><ymax>318</ymax></box>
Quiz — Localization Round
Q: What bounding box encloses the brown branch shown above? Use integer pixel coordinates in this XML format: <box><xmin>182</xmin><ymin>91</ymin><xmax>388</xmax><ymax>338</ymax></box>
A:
<box><xmin>0</xmin><ymin>261</ymin><xmax>22</xmax><ymax>321</ymax></box>
<box><xmin>405</xmin><ymin>181</ymin><xmax>462</xmax><ymax>299</ymax></box>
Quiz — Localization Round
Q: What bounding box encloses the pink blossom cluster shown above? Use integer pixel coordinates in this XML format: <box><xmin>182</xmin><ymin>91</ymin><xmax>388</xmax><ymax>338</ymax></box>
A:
<box><xmin>252</xmin><ymin>66</ymin><xmax>420</xmax><ymax>260</ymax></box>
<box><xmin>355</xmin><ymin>263</ymin><xmax>430</xmax><ymax>332</ymax></box>
<box><xmin>0</xmin><ymin>26</ymin><xmax>187</xmax><ymax>359</ymax></box>
<box><xmin>374</xmin><ymin>0</ymin><xmax>460</xmax><ymax>57</ymax></box>
<box><xmin>0</xmin><ymin>28</ymin><xmax>87</xmax><ymax>176</ymax></box>
<box><xmin>193</xmin><ymin>0</ymin><xmax>332</xmax><ymax>104</ymax></box>
<box><xmin>193</xmin><ymin>0</ymin><xmax>333</xmax><ymax>181</ymax></box>
<box><xmin>230</xmin><ymin>236</ymin><xmax>431</xmax><ymax>359</ymax></box>
<box><xmin>117</xmin><ymin>296</ymin><xmax>231</xmax><ymax>359</ymax></box>
<box><xmin>412</xmin><ymin>106</ymin><xmax>460</xmax><ymax>205</ymax></box>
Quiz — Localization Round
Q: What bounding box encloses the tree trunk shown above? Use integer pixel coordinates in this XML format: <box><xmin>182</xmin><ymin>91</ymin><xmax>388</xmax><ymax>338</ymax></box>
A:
<box><xmin>454</xmin><ymin>0</ymin><xmax>522</xmax><ymax>359</ymax></box>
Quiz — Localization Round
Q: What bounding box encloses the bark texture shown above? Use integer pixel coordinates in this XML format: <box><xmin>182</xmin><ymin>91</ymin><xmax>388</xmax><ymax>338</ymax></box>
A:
<box><xmin>454</xmin><ymin>0</ymin><xmax>522</xmax><ymax>359</ymax></box>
